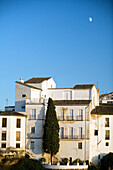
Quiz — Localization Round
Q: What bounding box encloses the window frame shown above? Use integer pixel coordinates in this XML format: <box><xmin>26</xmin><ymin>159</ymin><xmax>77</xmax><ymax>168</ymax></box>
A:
<box><xmin>2</xmin><ymin>131</ymin><xmax>6</xmax><ymax>141</ymax></box>
<box><xmin>2</xmin><ymin>118</ymin><xmax>7</xmax><ymax>128</ymax></box>
<box><xmin>78</xmin><ymin>142</ymin><xmax>82</xmax><ymax>149</ymax></box>
<box><xmin>16</xmin><ymin>119</ymin><xmax>21</xmax><ymax>128</ymax></box>
<box><xmin>16</xmin><ymin>131</ymin><xmax>20</xmax><ymax>141</ymax></box>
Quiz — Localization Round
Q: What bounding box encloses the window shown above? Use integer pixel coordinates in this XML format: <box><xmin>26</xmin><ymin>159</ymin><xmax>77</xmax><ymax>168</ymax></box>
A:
<box><xmin>61</xmin><ymin>127</ymin><xmax>64</xmax><ymax>139</ymax></box>
<box><xmin>105</xmin><ymin>130</ymin><xmax>110</xmax><ymax>140</ymax></box>
<box><xmin>105</xmin><ymin>142</ymin><xmax>109</xmax><ymax>146</ymax></box>
<box><xmin>71</xmin><ymin>127</ymin><xmax>73</xmax><ymax>139</ymax></box>
<box><xmin>21</xmin><ymin>106</ymin><xmax>25</xmax><ymax>109</ymax></box>
<box><xmin>22</xmin><ymin>94</ymin><xmax>26</xmax><ymax>98</ymax></box>
<box><xmin>79</xmin><ymin>127</ymin><xmax>83</xmax><ymax>139</ymax></box>
<box><xmin>1</xmin><ymin>143</ymin><xmax>6</xmax><ymax>148</ymax></box>
<box><xmin>78</xmin><ymin>142</ymin><xmax>82</xmax><ymax>149</ymax></box>
<box><xmin>79</xmin><ymin>109</ymin><xmax>83</xmax><ymax>120</ymax></box>
<box><xmin>94</xmin><ymin>130</ymin><xmax>98</xmax><ymax>136</ymax></box>
<box><xmin>70</xmin><ymin>91</ymin><xmax>72</xmax><ymax>100</ymax></box>
<box><xmin>70</xmin><ymin>110</ymin><xmax>73</xmax><ymax>120</ymax></box>
<box><xmin>2</xmin><ymin>118</ymin><xmax>7</xmax><ymax>127</ymax></box>
<box><xmin>31</xmin><ymin>127</ymin><xmax>35</xmax><ymax>133</ymax></box>
<box><xmin>61</xmin><ymin>110</ymin><xmax>65</xmax><ymax>120</ymax></box>
<box><xmin>30</xmin><ymin>109</ymin><xmax>36</xmax><ymax>119</ymax></box>
<box><xmin>16</xmin><ymin>131</ymin><xmax>20</xmax><ymax>141</ymax></box>
<box><xmin>2</xmin><ymin>131</ymin><xmax>6</xmax><ymax>141</ymax></box>
<box><xmin>16</xmin><ymin>143</ymin><xmax>20</xmax><ymax>148</ymax></box>
<box><xmin>31</xmin><ymin>141</ymin><xmax>34</xmax><ymax>150</ymax></box>
<box><xmin>105</xmin><ymin>118</ymin><xmax>109</xmax><ymax>127</ymax></box>
<box><xmin>16</xmin><ymin>119</ymin><xmax>21</xmax><ymax>128</ymax></box>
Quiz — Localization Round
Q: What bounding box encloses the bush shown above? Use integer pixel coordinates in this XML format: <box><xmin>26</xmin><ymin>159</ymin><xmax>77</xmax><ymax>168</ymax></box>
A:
<box><xmin>72</xmin><ymin>158</ymin><xmax>83</xmax><ymax>165</ymax></box>
<box><xmin>39</xmin><ymin>157</ymin><xmax>46</xmax><ymax>163</ymax></box>
<box><xmin>60</xmin><ymin>158</ymin><xmax>68</xmax><ymax>165</ymax></box>
<box><xmin>100</xmin><ymin>152</ymin><xmax>113</xmax><ymax>170</ymax></box>
<box><xmin>88</xmin><ymin>163</ymin><xmax>98</xmax><ymax>170</ymax></box>
<box><xmin>10</xmin><ymin>157</ymin><xmax>45</xmax><ymax>170</ymax></box>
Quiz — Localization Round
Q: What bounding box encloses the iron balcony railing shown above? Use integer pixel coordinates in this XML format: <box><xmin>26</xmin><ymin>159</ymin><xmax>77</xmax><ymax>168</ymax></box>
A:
<box><xmin>60</xmin><ymin>134</ymin><xmax>89</xmax><ymax>140</ymax></box>
<box><xmin>58</xmin><ymin>116</ymin><xmax>89</xmax><ymax>121</ymax></box>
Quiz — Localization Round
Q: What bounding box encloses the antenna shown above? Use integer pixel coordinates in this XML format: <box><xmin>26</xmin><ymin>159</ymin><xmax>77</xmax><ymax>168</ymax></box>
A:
<box><xmin>6</xmin><ymin>98</ymin><xmax>8</xmax><ymax>106</ymax></box>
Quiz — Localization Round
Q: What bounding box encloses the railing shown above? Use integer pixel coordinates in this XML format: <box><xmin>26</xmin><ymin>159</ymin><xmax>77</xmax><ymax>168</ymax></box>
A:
<box><xmin>58</xmin><ymin>116</ymin><xmax>89</xmax><ymax>121</ymax></box>
<box><xmin>26</xmin><ymin>98</ymin><xmax>43</xmax><ymax>104</ymax></box>
<box><xmin>60</xmin><ymin>134</ymin><xmax>89</xmax><ymax>140</ymax></box>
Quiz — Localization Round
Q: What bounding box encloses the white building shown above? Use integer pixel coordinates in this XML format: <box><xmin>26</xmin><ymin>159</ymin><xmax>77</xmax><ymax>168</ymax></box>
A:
<box><xmin>1</xmin><ymin>77</ymin><xmax>113</xmax><ymax>165</ymax></box>
<box><xmin>100</xmin><ymin>92</ymin><xmax>113</xmax><ymax>104</ymax></box>
<box><xmin>0</xmin><ymin>110</ymin><xmax>26</xmax><ymax>156</ymax></box>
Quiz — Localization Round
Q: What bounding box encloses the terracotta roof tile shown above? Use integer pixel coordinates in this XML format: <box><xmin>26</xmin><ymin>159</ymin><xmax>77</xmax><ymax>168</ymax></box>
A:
<box><xmin>25</xmin><ymin>77</ymin><xmax>51</xmax><ymax>83</ymax></box>
<box><xmin>91</xmin><ymin>105</ymin><xmax>113</xmax><ymax>115</ymax></box>
<box><xmin>73</xmin><ymin>84</ymin><xmax>94</xmax><ymax>89</ymax></box>
<box><xmin>0</xmin><ymin>111</ymin><xmax>27</xmax><ymax>117</ymax></box>
<box><xmin>53</xmin><ymin>100</ymin><xmax>91</xmax><ymax>106</ymax></box>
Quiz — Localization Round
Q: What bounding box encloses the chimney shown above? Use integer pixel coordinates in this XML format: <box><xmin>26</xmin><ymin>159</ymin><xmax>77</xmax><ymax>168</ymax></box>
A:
<box><xmin>19</xmin><ymin>78</ymin><xmax>24</xmax><ymax>83</ymax></box>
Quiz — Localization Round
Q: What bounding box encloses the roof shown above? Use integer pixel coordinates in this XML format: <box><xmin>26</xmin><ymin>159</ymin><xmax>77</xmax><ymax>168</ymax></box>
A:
<box><xmin>100</xmin><ymin>92</ymin><xmax>113</xmax><ymax>98</ymax></box>
<box><xmin>24</xmin><ymin>77</ymin><xmax>51</xmax><ymax>83</ymax></box>
<box><xmin>73</xmin><ymin>84</ymin><xmax>94</xmax><ymax>89</ymax></box>
<box><xmin>91</xmin><ymin>105</ymin><xmax>113</xmax><ymax>115</ymax></box>
<box><xmin>53</xmin><ymin>100</ymin><xmax>91</xmax><ymax>106</ymax></box>
<box><xmin>16</xmin><ymin>81</ymin><xmax>42</xmax><ymax>91</ymax></box>
<box><xmin>0</xmin><ymin>111</ymin><xmax>27</xmax><ymax>117</ymax></box>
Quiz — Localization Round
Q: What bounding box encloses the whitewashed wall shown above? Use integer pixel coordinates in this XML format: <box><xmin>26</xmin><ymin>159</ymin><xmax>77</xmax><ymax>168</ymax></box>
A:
<box><xmin>0</xmin><ymin>116</ymin><xmax>26</xmax><ymax>150</ymax></box>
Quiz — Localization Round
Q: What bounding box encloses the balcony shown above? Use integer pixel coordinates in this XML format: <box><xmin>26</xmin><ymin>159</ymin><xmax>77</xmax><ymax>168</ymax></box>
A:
<box><xmin>58</xmin><ymin>116</ymin><xmax>89</xmax><ymax>121</ymax></box>
<box><xmin>26</xmin><ymin>98</ymin><xmax>43</xmax><ymax>104</ymax></box>
<box><xmin>60</xmin><ymin>134</ymin><xmax>89</xmax><ymax>140</ymax></box>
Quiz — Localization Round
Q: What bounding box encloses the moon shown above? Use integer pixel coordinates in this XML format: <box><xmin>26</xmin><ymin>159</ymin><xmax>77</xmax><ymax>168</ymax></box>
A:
<box><xmin>89</xmin><ymin>17</ymin><xmax>93</xmax><ymax>22</ymax></box>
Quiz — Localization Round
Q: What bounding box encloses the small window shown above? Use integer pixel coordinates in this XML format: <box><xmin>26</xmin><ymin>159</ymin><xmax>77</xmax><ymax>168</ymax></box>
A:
<box><xmin>31</xmin><ymin>127</ymin><xmax>35</xmax><ymax>133</ymax></box>
<box><xmin>30</xmin><ymin>109</ymin><xmax>36</xmax><ymax>119</ymax></box>
<box><xmin>16</xmin><ymin>119</ymin><xmax>21</xmax><ymax>128</ymax></box>
<box><xmin>78</xmin><ymin>142</ymin><xmax>82</xmax><ymax>149</ymax></box>
<box><xmin>16</xmin><ymin>143</ymin><xmax>20</xmax><ymax>148</ymax></box>
<box><xmin>16</xmin><ymin>131</ymin><xmax>20</xmax><ymax>141</ymax></box>
<box><xmin>105</xmin><ymin>118</ymin><xmax>109</xmax><ymax>127</ymax></box>
<box><xmin>31</xmin><ymin>141</ymin><xmax>34</xmax><ymax>150</ymax></box>
<box><xmin>105</xmin><ymin>130</ymin><xmax>110</xmax><ymax>140</ymax></box>
<box><xmin>98</xmin><ymin>155</ymin><xmax>100</xmax><ymax>159</ymax></box>
<box><xmin>1</xmin><ymin>143</ymin><xmax>6</xmax><ymax>148</ymax></box>
<box><xmin>2</xmin><ymin>131</ymin><xmax>6</xmax><ymax>141</ymax></box>
<box><xmin>105</xmin><ymin>142</ymin><xmax>109</xmax><ymax>146</ymax></box>
<box><xmin>21</xmin><ymin>106</ymin><xmax>25</xmax><ymax>109</ymax></box>
<box><xmin>94</xmin><ymin>130</ymin><xmax>98</xmax><ymax>136</ymax></box>
<box><xmin>22</xmin><ymin>94</ymin><xmax>26</xmax><ymax>98</ymax></box>
<box><xmin>2</xmin><ymin>118</ymin><xmax>7</xmax><ymax>127</ymax></box>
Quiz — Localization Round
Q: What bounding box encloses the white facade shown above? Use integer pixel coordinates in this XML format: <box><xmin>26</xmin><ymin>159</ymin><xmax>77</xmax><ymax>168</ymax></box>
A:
<box><xmin>0</xmin><ymin>111</ymin><xmax>26</xmax><ymax>156</ymax></box>
<box><xmin>1</xmin><ymin>77</ymin><xmax>112</xmax><ymax>165</ymax></box>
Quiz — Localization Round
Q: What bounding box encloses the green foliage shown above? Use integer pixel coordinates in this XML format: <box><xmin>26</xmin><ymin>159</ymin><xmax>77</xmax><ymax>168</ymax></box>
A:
<box><xmin>10</xmin><ymin>157</ymin><xmax>45</xmax><ymax>170</ymax></box>
<box><xmin>60</xmin><ymin>158</ymin><xmax>68</xmax><ymax>165</ymax></box>
<box><xmin>88</xmin><ymin>163</ymin><xmax>98</xmax><ymax>170</ymax></box>
<box><xmin>25</xmin><ymin>154</ymin><xmax>30</xmax><ymax>159</ymax></box>
<box><xmin>0</xmin><ymin>163</ymin><xmax>10</xmax><ymax>170</ymax></box>
<box><xmin>43</xmin><ymin>98</ymin><xmax>59</xmax><ymax>164</ymax></box>
<box><xmin>39</xmin><ymin>157</ymin><xmax>46</xmax><ymax>163</ymax></box>
<box><xmin>100</xmin><ymin>152</ymin><xmax>113</xmax><ymax>170</ymax></box>
<box><xmin>72</xmin><ymin>158</ymin><xmax>83</xmax><ymax>165</ymax></box>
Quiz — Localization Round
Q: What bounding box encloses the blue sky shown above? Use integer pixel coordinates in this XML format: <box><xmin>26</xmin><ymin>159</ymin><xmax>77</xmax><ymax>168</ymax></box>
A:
<box><xmin>0</xmin><ymin>0</ymin><xmax>113</xmax><ymax>110</ymax></box>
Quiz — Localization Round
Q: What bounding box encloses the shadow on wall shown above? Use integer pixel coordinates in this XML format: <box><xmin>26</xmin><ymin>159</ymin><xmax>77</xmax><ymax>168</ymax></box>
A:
<box><xmin>15</xmin><ymin>101</ymin><xmax>25</xmax><ymax>112</ymax></box>
<box><xmin>26</xmin><ymin>107</ymin><xmax>45</xmax><ymax>155</ymax></box>
<box><xmin>92</xmin><ymin>153</ymin><xmax>107</xmax><ymax>165</ymax></box>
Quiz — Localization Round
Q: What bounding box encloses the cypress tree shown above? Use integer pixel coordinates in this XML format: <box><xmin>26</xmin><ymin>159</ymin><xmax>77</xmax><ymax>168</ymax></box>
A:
<box><xmin>43</xmin><ymin>98</ymin><xmax>59</xmax><ymax>165</ymax></box>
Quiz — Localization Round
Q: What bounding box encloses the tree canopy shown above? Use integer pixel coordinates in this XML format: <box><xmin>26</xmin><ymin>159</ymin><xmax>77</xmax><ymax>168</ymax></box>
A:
<box><xmin>100</xmin><ymin>152</ymin><xmax>113</xmax><ymax>170</ymax></box>
<box><xmin>43</xmin><ymin>98</ymin><xmax>59</xmax><ymax>164</ymax></box>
